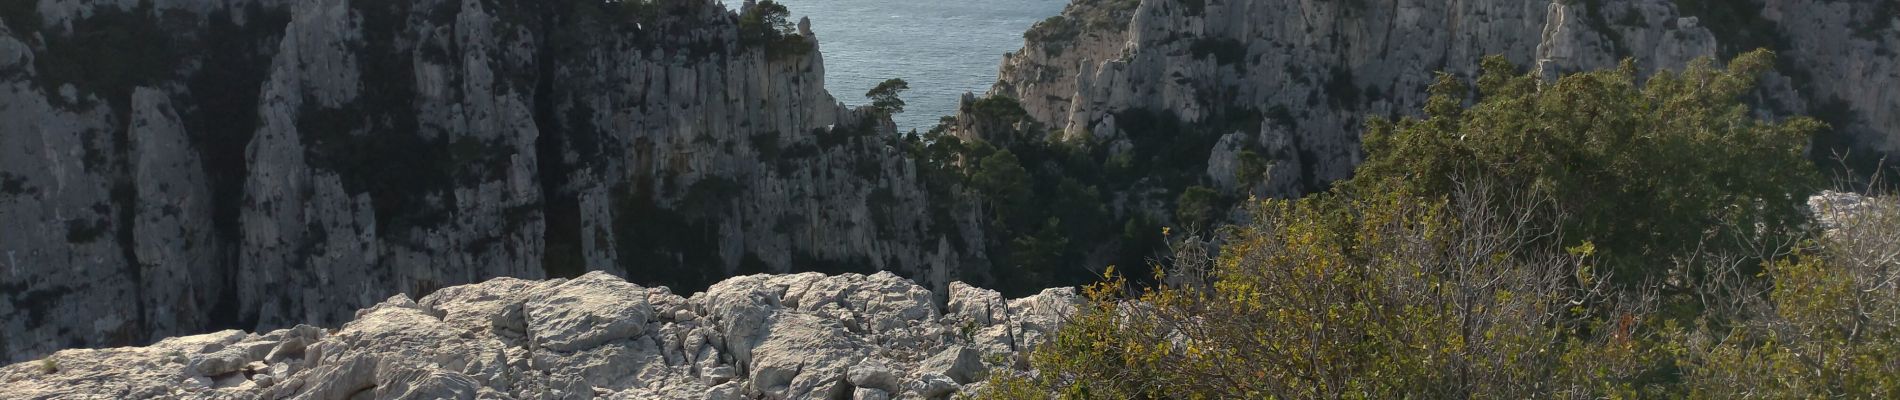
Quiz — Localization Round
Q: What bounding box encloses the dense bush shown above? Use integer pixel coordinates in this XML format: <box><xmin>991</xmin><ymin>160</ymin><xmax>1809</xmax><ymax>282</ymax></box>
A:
<box><xmin>1350</xmin><ymin>49</ymin><xmax>1820</xmax><ymax>284</ymax></box>
<box><xmin>985</xmin><ymin>184</ymin><xmax>1650</xmax><ymax>398</ymax></box>
<box><xmin>978</xmin><ymin>51</ymin><xmax>1900</xmax><ymax>398</ymax></box>
<box><xmin>908</xmin><ymin>97</ymin><xmax>1232</xmax><ymax>295</ymax></box>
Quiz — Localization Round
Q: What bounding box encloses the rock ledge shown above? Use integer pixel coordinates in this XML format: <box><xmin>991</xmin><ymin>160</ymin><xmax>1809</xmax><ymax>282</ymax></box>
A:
<box><xmin>0</xmin><ymin>272</ymin><xmax>1077</xmax><ymax>400</ymax></box>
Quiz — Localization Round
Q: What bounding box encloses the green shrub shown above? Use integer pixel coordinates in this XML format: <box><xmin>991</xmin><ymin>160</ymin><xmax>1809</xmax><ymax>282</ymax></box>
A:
<box><xmin>984</xmin><ymin>188</ymin><xmax>1632</xmax><ymax>398</ymax></box>
<box><xmin>1349</xmin><ymin>49</ymin><xmax>1820</xmax><ymax>284</ymax></box>
<box><xmin>1676</xmin><ymin>194</ymin><xmax>1900</xmax><ymax>397</ymax></box>
<box><xmin>1172</xmin><ymin>186</ymin><xmax>1219</xmax><ymax>228</ymax></box>
<box><xmin>980</xmin><ymin>50</ymin><xmax>1862</xmax><ymax>400</ymax></box>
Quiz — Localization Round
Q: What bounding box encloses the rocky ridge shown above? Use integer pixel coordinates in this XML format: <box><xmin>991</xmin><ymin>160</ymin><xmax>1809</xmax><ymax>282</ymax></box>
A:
<box><xmin>977</xmin><ymin>0</ymin><xmax>1898</xmax><ymax>198</ymax></box>
<box><xmin>0</xmin><ymin>0</ymin><xmax>985</xmax><ymax>363</ymax></box>
<box><xmin>0</xmin><ymin>271</ymin><xmax>1078</xmax><ymax>399</ymax></box>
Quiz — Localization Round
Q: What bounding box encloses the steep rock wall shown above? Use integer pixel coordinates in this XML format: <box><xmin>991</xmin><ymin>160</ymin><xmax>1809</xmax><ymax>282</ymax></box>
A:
<box><xmin>0</xmin><ymin>0</ymin><xmax>983</xmax><ymax>363</ymax></box>
<box><xmin>981</xmin><ymin>0</ymin><xmax>1895</xmax><ymax>197</ymax></box>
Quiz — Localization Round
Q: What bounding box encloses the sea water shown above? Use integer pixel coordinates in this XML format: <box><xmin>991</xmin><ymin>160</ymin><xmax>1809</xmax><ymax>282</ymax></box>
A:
<box><xmin>764</xmin><ymin>0</ymin><xmax>1068</xmax><ymax>133</ymax></box>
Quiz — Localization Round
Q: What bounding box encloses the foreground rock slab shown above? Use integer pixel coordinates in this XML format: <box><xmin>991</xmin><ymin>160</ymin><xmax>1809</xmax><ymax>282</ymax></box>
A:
<box><xmin>0</xmin><ymin>272</ymin><xmax>1078</xmax><ymax>400</ymax></box>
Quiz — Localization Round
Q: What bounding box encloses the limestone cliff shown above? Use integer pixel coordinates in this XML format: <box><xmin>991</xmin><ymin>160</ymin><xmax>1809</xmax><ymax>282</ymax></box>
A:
<box><xmin>980</xmin><ymin>0</ymin><xmax>1897</xmax><ymax>197</ymax></box>
<box><xmin>0</xmin><ymin>0</ymin><xmax>984</xmax><ymax>364</ymax></box>
<box><xmin>0</xmin><ymin>271</ymin><xmax>1079</xmax><ymax>399</ymax></box>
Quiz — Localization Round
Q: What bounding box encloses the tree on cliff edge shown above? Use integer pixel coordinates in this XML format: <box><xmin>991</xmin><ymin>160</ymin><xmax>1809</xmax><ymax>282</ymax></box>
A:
<box><xmin>866</xmin><ymin>78</ymin><xmax>910</xmax><ymax>117</ymax></box>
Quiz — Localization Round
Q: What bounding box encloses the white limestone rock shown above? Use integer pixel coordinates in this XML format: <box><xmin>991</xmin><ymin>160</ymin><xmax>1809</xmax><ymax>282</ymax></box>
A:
<box><xmin>0</xmin><ymin>272</ymin><xmax>1078</xmax><ymax>400</ymax></box>
<box><xmin>2</xmin><ymin>0</ymin><xmax>988</xmax><ymax>364</ymax></box>
<box><xmin>525</xmin><ymin>272</ymin><xmax>655</xmax><ymax>352</ymax></box>
<box><xmin>917</xmin><ymin>346</ymin><xmax>985</xmax><ymax>385</ymax></box>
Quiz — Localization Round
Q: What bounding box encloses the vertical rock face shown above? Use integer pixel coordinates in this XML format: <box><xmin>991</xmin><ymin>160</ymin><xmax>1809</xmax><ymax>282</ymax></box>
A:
<box><xmin>982</xmin><ymin>0</ymin><xmax>1895</xmax><ymax>198</ymax></box>
<box><xmin>0</xmin><ymin>0</ymin><xmax>982</xmax><ymax>363</ymax></box>
<box><xmin>236</xmin><ymin>0</ymin><xmax>551</xmax><ymax>337</ymax></box>
<box><xmin>129</xmin><ymin>87</ymin><xmax>224</xmax><ymax>340</ymax></box>
<box><xmin>1761</xmin><ymin>0</ymin><xmax>1900</xmax><ymax>156</ymax></box>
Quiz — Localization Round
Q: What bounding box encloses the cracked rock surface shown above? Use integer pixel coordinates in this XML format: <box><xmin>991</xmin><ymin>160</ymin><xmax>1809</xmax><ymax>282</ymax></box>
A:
<box><xmin>0</xmin><ymin>271</ymin><xmax>1079</xmax><ymax>400</ymax></box>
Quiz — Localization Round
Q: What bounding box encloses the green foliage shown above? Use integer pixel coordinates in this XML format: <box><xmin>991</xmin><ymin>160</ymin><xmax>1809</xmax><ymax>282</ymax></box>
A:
<box><xmin>1349</xmin><ymin>50</ymin><xmax>1820</xmax><ymax>283</ymax></box>
<box><xmin>1021</xmin><ymin>0</ymin><xmax>1138</xmax><ymax>57</ymax></box>
<box><xmin>1675</xmin><ymin>253</ymin><xmax>1900</xmax><ymax>397</ymax></box>
<box><xmin>737</xmin><ymin>0</ymin><xmax>812</xmax><ymax>60</ymax></box>
<box><xmin>1006</xmin><ymin>218</ymin><xmax>1071</xmax><ymax>294</ymax></box>
<box><xmin>972</xmin><ymin>150</ymin><xmax>1034</xmax><ymax>226</ymax></box>
<box><xmin>982</xmin><ymin>51</ymin><xmax>1886</xmax><ymax>399</ymax></box>
<box><xmin>964</xmin><ymin>96</ymin><xmax>1039</xmax><ymax>145</ymax></box>
<box><xmin>1023</xmin><ymin>16</ymin><xmax>1080</xmax><ymax>56</ymax></box>
<box><xmin>1236</xmin><ymin>150</ymin><xmax>1268</xmax><ymax>187</ymax></box>
<box><xmin>37</xmin><ymin>358</ymin><xmax>56</xmax><ymax>374</ymax></box>
<box><xmin>985</xmin><ymin>190</ymin><xmax>1630</xmax><ymax>399</ymax></box>
<box><xmin>1675</xmin><ymin>195</ymin><xmax>1900</xmax><ymax>398</ymax></box>
<box><xmin>1172</xmin><ymin>186</ymin><xmax>1219</xmax><ymax>228</ymax></box>
<box><xmin>908</xmin><ymin>96</ymin><xmax>1234</xmax><ymax>295</ymax></box>
<box><xmin>866</xmin><ymin>78</ymin><xmax>911</xmax><ymax>116</ymax></box>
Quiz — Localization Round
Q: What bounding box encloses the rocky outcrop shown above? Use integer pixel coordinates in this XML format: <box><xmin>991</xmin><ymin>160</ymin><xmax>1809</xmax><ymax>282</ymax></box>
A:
<box><xmin>980</xmin><ymin>0</ymin><xmax>1898</xmax><ymax>198</ymax></box>
<box><xmin>0</xmin><ymin>271</ymin><xmax>1080</xmax><ymax>400</ymax></box>
<box><xmin>1761</xmin><ymin>0</ymin><xmax>1900</xmax><ymax>157</ymax></box>
<box><xmin>0</xmin><ymin>0</ymin><xmax>984</xmax><ymax>363</ymax></box>
<box><xmin>1810</xmin><ymin>190</ymin><xmax>1895</xmax><ymax>234</ymax></box>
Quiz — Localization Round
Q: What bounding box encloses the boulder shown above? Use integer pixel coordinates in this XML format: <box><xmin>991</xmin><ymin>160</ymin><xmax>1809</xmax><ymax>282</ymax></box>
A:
<box><xmin>854</xmin><ymin>387</ymin><xmax>892</xmax><ymax>400</ymax></box>
<box><xmin>0</xmin><ymin>272</ymin><xmax>1077</xmax><ymax>399</ymax></box>
<box><xmin>526</xmin><ymin>272</ymin><xmax>656</xmax><ymax>352</ymax></box>
<box><xmin>847</xmin><ymin>359</ymin><xmax>902</xmax><ymax>392</ymax></box>
<box><xmin>911</xmin><ymin>374</ymin><xmax>961</xmax><ymax>399</ymax></box>
<box><xmin>749</xmin><ymin>313</ymin><xmax>870</xmax><ymax>399</ymax></box>
<box><xmin>918</xmin><ymin>346</ymin><xmax>985</xmax><ymax>384</ymax></box>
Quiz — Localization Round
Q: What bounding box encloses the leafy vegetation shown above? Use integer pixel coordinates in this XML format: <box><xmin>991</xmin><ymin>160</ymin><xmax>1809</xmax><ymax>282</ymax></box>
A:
<box><xmin>1020</xmin><ymin>0</ymin><xmax>1140</xmax><ymax>57</ymax></box>
<box><xmin>906</xmin><ymin>94</ymin><xmax>1242</xmax><ymax>295</ymax></box>
<box><xmin>1351</xmin><ymin>50</ymin><xmax>1819</xmax><ymax>284</ymax></box>
<box><xmin>976</xmin><ymin>50</ymin><xmax>1900</xmax><ymax>399</ymax></box>
<box><xmin>737</xmin><ymin>0</ymin><xmax>812</xmax><ymax>60</ymax></box>
<box><xmin>866</xmin><ymin>78</ymin><xmax>911</xmax><ymax>117</ymax></box>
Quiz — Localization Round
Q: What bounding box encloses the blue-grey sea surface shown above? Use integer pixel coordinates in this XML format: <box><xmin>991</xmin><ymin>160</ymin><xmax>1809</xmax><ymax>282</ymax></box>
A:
<box><xmin>762</xmin><ymin>0</ymin><xmax>1068</xmax><ymax>133</ymax></box>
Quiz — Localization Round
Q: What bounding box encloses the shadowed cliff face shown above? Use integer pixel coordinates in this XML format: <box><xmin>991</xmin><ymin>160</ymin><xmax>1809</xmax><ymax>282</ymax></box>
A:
<box><xmin>0</xmin><ymin>0</ymin><xmax>985</xmax><ymax>363</ymax></box>
<box><xmin>913</xmin><ymin>0</ymin><xmax>1896</xmax><ymax>306</ymax></box>
<box><xmin>980</xmin><ymin>0</ymin><xmax>1898</xmax><ymax>197</ymax></box>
